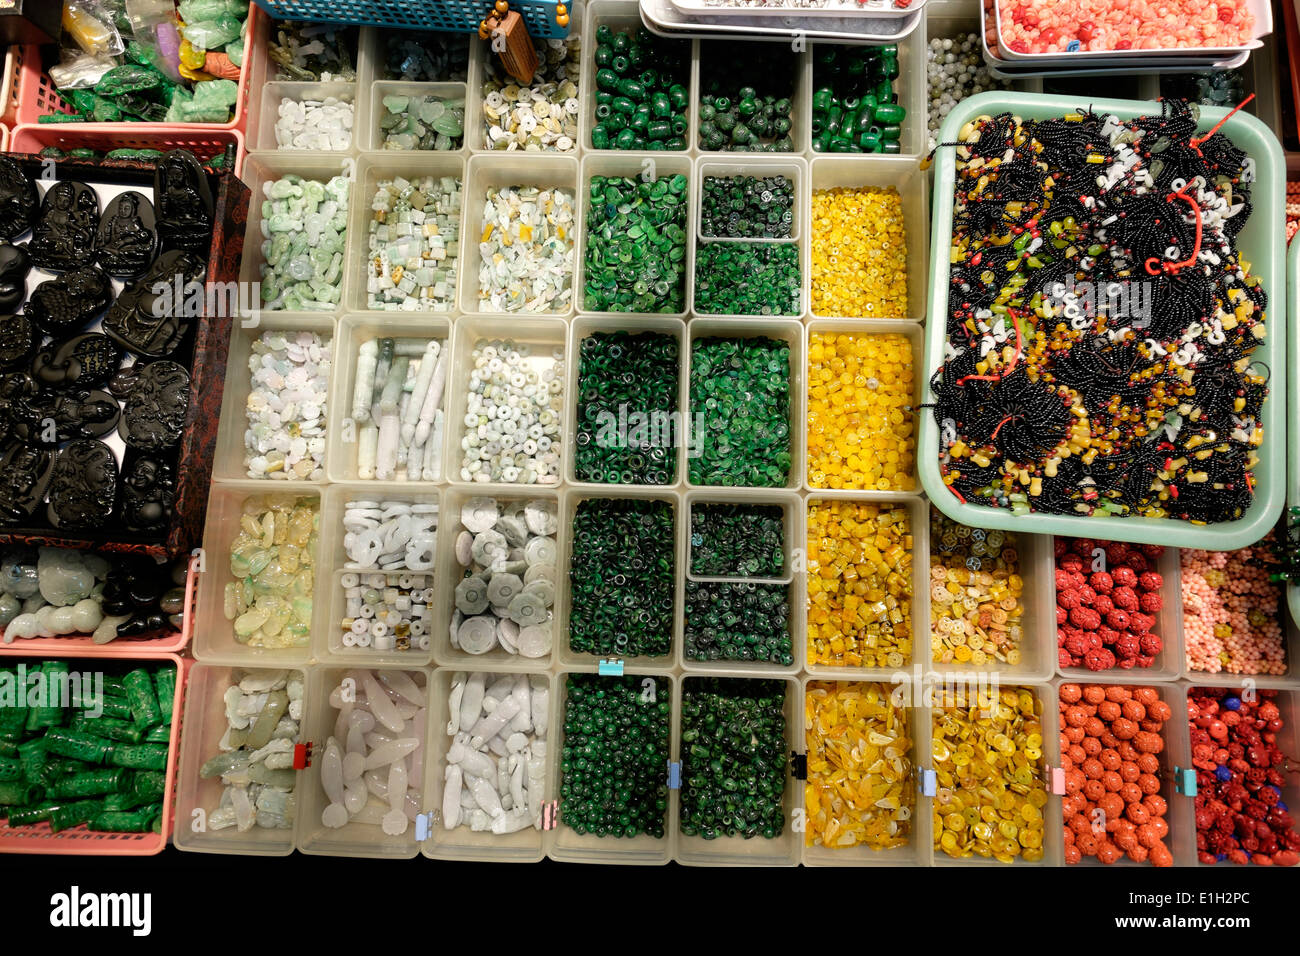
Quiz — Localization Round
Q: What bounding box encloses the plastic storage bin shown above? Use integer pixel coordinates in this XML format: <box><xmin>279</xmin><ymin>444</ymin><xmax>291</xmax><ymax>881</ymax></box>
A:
<box><xmin>546</xmin><ymin>668</ymin><xmax>676</xmax><ymax>864</ymax></box>
<box><xmin>800</xmin><ymin>675</ymin><xmax>930</xmax><ymax>867</ymax></box>
<box><xmin>1053</xmin><ymin>544</ymin><xmax>1184</xmax><ymax>683</ymax></box>
<box><xmin>920</xmin><ymin>91</ymin><xmax>1286</xmax><ymax>550</ymax></box>
<box><xmin>172</xmin><ymin>663</ymin><xmax>309</xmax><ymax>856</ymax></box>
<box><xmin>8</xmin><ymin>124</ymin><xmax>245</xmax><ymax>176</ymax></box>
<box><xmin>424</xmin><ymin>666</ymin><xmax>555</xmax><ymax>863</ymax></box>
<box><xmin>296</xmin><ymin>665</ymin><xmax>431</xmax><ymax>858</ymax></box>
<box><xmin>192</xmin><ymin>483</ymin><xmax>323</xmax><ymax>666</ymax></box>
<box><xmin>0</xmin><ymin>557</ymin><xmax>198</xmax><ymax>658</ymax></box>
<box><xmin>6</xmin><ymin>7</ymin><xmax>266</xmax><ymax>129</ymax></box>
<box><xmin>0</xmin><ymin>653</ymin><xmax>189</xmax><ymax>856</ymax></box>
<box><xmin>250</xmin><ymin>0</ymin><xmax>572</xmax><ymax>37</ymax></box>
<box><xmin>674</xmin><ymin>674</ymin><xmax>801</xmax><ymax>866</ymax></box>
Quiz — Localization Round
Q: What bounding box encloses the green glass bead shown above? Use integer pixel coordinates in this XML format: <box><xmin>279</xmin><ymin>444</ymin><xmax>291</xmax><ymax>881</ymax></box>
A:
<box><xmin>597</xmin><ymin>68</ymin><xmax>620</xmax><ymax>91</ymax></box>
<box><xmin>882</xmin><ymin>140</ymin><xmax>901</xmax><ymax>154</ymax></box>
<box><xmin>595</xmin><ymin>44</ymin><xmax>613</xmax><ymax>66</ymax></box>
<box><xmin>880</xmin><ymin>123</ymin><xmax>901</xmax><ymax>142</ymax></box>
<box><xmin>859</xmin><ymin>131</ymin><xmax>882</xmax><ymax>152</ymax></box>
<box><xmin>874</xmin><ymin>102</ymin><xmax>905</xmax><ymax>124</ymax></box>
<box><xmin>619</xmin><ymin>78</ymin><xmax>645</xmax><ymax>100</ymax></box>
<box><xmin>690</xmin><ymin>502</ymin><xmax>785</xmax><ymax>577</ymax></box>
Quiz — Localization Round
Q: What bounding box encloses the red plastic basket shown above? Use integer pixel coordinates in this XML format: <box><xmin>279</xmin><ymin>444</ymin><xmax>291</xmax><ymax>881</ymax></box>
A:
<box><xmin>8</xmin><ymin>123</ymin><xmax>245</xmax><ymax>177</ymax></box>
<box><xmin>0</xmin><ymin>557</ymin><xmax>199</xmax><ymax>658</ymax></box>
<box><xmin>0</xmin><ymin>653</ymin><xmax>191</xmax><ymax>855</ymax></box>
<box><xmin>4</xmin><ymin>6</ymin><xmax>266</xmax><ymax>132</ymax></box>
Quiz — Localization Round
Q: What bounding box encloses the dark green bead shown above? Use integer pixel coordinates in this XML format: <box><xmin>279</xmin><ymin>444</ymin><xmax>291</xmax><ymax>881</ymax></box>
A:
<box><xmin>584</xmin><ymin>174</ymin><xmax>687</xmax><ymax>313</ymax></box>
<box><xmin>859</xmin><ymin>131</ymin><xmax>882</xmax><ymax>152</ymax></box>
<box><xmin>668</xmin><ymin>84</ymin><xmax>688</xmax><ymax>109</ymax></box>
<box><xmin>685</xmin><ymin>581</ymin><xmax>792</xmax><ymax>664</ymax></box>
<box><xmin>688</xmin><ymin>336</ymin><xmax>792</xmax><ymax>487</ymax></box>
<box><xmin>619</xmin><ymin>78</ymin><xmax>646</xmax><ymax>100</ymax></box>
<box><xmin>595</xmin><ymin>44</ymin><xmax>613</xmax><ymax>66</ymax></box>
<box><xmin>880</xmin><ymin>123</ymin><xmax>901</xmax><ymax>142</ymax></box>
<box><xmin>694</xmin><ymin>244</ymin><xmax>799</xmax><ymax>317</ymax></box>
<box><xmin>597</xmin><ymin>68</ymin><xmax>620</xmax><ymax>91</ymax></box>
<box><xmin>874</xmin><ymin>102</ymin><xmax>905</xmax><ymax>124</ymax></box>
<box><xmin>883</xmin><ymin>140</ymin><xmax>901</xmax><ymax>154</ymax></box>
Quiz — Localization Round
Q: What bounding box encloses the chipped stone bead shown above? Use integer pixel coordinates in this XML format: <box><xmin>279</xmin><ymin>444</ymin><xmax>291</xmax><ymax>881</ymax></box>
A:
<box><xmin>367</xmin><ymin>177</ymin><xmax>461</xmax><ymax>311</ymax></box>
<box><xmin>274</xmin><ymin>96</ymin><xmax>355</xmax><ymax>151</ymax></box>
<box><xmin>245</xmin><ymin>330</ymin><xmax>331</xmax><ymax>481</ymax></box>
<box><xmin>477</xmin><ymin>185</ymin><xmax>574</xmax><ymax>313</ymax></box>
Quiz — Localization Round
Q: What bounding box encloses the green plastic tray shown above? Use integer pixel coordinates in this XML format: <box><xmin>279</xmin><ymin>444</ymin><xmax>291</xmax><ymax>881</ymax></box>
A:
<box><xmin>1288</xmin><ymin>236</ymin><xmax>1300</xmax><ymax>628</ymax></box>
<box><xmin>921</xmin><ymin>91</ymin><xmax>1286</xmax><ymax>550</ymax></box>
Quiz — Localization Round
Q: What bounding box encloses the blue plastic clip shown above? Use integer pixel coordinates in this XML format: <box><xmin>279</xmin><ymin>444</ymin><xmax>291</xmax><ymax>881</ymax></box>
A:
<box><xmin>415</xmin><ymin>811</ymin><xmax>435</xmax><ymax>841</ymax></box>
<box><xmin>920</xmin><ymin>769</ymin><xmax>937</xmax><ymax>797</ymax></box>
<box><xmin>667</xmin><ymin>761</ymin><xmax>681</xmax><ymax>789</ymax></box>
<box><xmin>598</xmin><ymin>658</ymin><xmax>624</xmax><ymax>676</ymax></box>
<box><xmin>1067</xmin><ymin>40</ymin><xmax>1081</xmax><ymax>52</ymax></box>
<box><xmin>1174</xmin><ymin>767</ymin><xmax>1197</xmax><ymax>796</ymax></box>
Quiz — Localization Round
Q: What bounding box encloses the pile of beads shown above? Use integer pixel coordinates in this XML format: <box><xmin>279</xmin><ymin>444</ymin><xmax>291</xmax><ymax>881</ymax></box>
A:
<box><xmin>926</xmin><ymin>34</ymin><xmax>1007</xmax><ymax>153</ymax></box>
<box><xmin>340</xmin><ymin>572</ymin><xmax>433</xmax><ymax>652</ymax></box>
<box><xmin>1160</xmin><ymin>70</ymin><xmax>1246</xmax><ymax>109</ymax></box>
<box><xmin>560</xmin><ymin>673</ymin><xmax>670</xmax><ymax>838</ymax></box>
<box><xmin>0</xmin><ymin>660</ymin><xmax>176</xmax><ymax>834</ymax></box>
<box><xmin>477</xmin><ymin>185</ymin><xmax>575</xmax><ymax>313</ymax></box>
<box><xmin>684</xmin><ymin>580</ymin><xmax>792</xmax><ymax>665</ymax></box>
<box><xmin>994</xmin><ymin>0</ymin><xmax>1255</xmax><ymax>53</ymax></box>
<box><xmin>583</xmin><ymin>174</ymin><xmax>689</xmax><ymax>313</ymax></box>
<box><xmin>480</xmin><ymin>35</ymin><xmax>581</xmax><ymax>151</ymax></box>
<box><xmin>224</xmin><ymin>496</ymin><xmax>317</xmax><ymax>650</ymax></box>
<box><xmin>259</xmin><ymin>174</ymin><xmax>351</xmax><ymax>311</ymax></box>
<box><xmin>689</xmin><ymin>337</ymin><xmax>791</xmax><ymax>487</ymax></box>
<box><xmin>1189</xmin><ymin>688</ymin><xmax>1300</xmax><ymax>866</ymax></box>
<box><xmin>458</xmin><ymin>339</ymin><xmax>564</xmax><ymax>485</ymax></box>
<box><xmin>700</xmin><ymin>174</ymin><xmax>795</xmax><ymax>239</ymax></box>
<box><xmin>1060</xmin><ymin>684</ymin><xmax>1174</xmax><ymax>866</ymax></box>
<box><xmin>812</xmin><ymin>45</ymin><xmax>905</xmax><ymax>154</ymax></box>
<box><xmin>590</xmin><ymin>24</ymin><xmax>690</xmax><ymax>151</ymax></box>
<box><xmin>1181</xmin><ymin>538</ymin><xmax>1287</xmax><ymax>675</ymax></box>
<box><xmin>805</xmin><ymin>680</ymin><xmax>913</xmax><ymax>850</ymax></box>
<box><xmin>367</xmin><ymin>176</ymin><xmax>462</xmax><ymax>312</ymax></box>
<box><xmin>243</xmin><ymin>330</ymin><xmax>331</xmax><ymax>481</ymax></box>
<box><xmin>339</xmin><ymin>499</ymin><xmax>438</xmax><ymax>650</ymax></box>
<box><xmin>273</xmin><ymin>97</ymin><xmax>355</xmax><ymax>151</ymax></box>
<box><xmin>319</xmin><ymin>670</ymin><xmax>426</xmax><ymax>835</ymax></box>
<box><xmin>381</xmin><ymin>32</ymin><xmax>469</xmax><ymax>81</ymax></box>
<box><xmin>697</xmin><ymin>41</ymin><xmax>799</xmax><ymax>152</ymax></box>
<box><xmin>350</xmin><ymin>337</ymin><xmax>449</xmax><ymax>482</ymax></box>
<box><xmin>806</xmin><ymin>501</ymin><xmax>913</xmax><ymax>668</ymax></box>
<box><xmin>450</xmin><ymin>496</ymin><xmax>557</xmax><ymax>659</ymax></box>
<box><xmin>270</xmin><ymin>21</ymin><xmax>357</xmax><ymax>81</ymax></box>
<box><xmin>444</xmin><ymin>672</ymin><xmax>549</xmax><ymax>834</ymax></box>
<box><xmin>810</xmin><ymin>186</ymin><xmax>908</xmax><ymax>317</ymax></box>
<box><xmin>930</xmin><ymin>102</ymin><xmax>1268</xmax><ymax>521</ymax></box>
<box><xmin>807</xmin><ymin>331</ymin><xmax>916</xmax><ymax>491</ymax></box>
<box><xmin>932</xmin><ymin>686</ymin><xmax>1048</xmax><ymax>862</ymax></box>
<box><xmin>199</xmin><ymin>668</ymin><xmax>304</xmax><ymax>831</ymax></box>
<box><xmin>679</xmin><ymin>678</ymin><xmax>787</xmax><ymax>839</ymax></box>
<box><xmin>690</xmin><ymin>502</ymin><xmax>784</xmax><ymax>578</ymax></box>
<box><xmin>930</xmin><ymin>509</ymin><xmax>1024</xmax><ymax>666</ymax></box>
<box><xmin>377</xmin><ymin>94</ymin><xmax>466</xmax><ymax>151</ymax></box>
<box><xmin>568</xmin><ymin>497</ymin><xmax>674</xmax><ymax>658</ymax></box>
<box><xmin>693</xmin><ymin>243</ymin><xmax>800</xmax><ymax>316</ymax></box>
<box><xmin>574</xmin><ymin>330</ymin><xmax>680</xmax><ymax>485</ymax></box>
<box><xmin>1055</xmin><ymin>537</ymin><xmax>1166</xmax><ymax>671</ymax></box>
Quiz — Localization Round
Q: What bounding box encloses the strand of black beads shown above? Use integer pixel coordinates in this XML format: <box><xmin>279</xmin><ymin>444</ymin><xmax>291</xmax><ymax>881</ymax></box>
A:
<box><xmin>567</xmin><ymin>496</ymin><xmax>675</xmax><ymax>657</ymax></box>
<box><xmin>679</xmin><ymin>677</ymin><xmax>787</xmax><ymax>840</ymax></box>
<box><xmin>574</xmin><ymin>330</ymin><xmax>680</xmax><ymax>485</ymax></box>
<box><xmin>591</xmin><ymin>23</ymin><xmax>690</xmax><ymax>151</ymax></box>
<box><xmin>559</xmin><ymin>673</ymin><xmax>670</xmax><ymax>838</ymax></box>
<box><xmin>690</xmin><ymin>502</ymin><xmax>784</xmax><ymax>577</ymax></box>
<box><xmin>685</xmin><ymin>580</ymin><xmax>792</xmax><ymax>665</ymax></box>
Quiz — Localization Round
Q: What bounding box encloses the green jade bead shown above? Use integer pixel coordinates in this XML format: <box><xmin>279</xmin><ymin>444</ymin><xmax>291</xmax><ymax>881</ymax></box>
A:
<box><xmin>690</xmin><ymin>503</ymin><xmax>785</xmax><ymax>576</ymax></box>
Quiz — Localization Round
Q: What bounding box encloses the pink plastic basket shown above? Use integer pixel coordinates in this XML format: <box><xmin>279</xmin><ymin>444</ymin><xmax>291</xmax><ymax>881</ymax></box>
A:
<box><xmin>0</xmin><ymin>653</ymin><xmax>190</xmax><ymax>856</ymax></box>
<box><xmin>0</xmin><ymin>557</ymin><xmax>199</xmax><ymax>658</ymax></box>
<box><xmin>8</xmin><ymin>123</ymin><xmax>245</xmax><ymax>177</ymax></box>
<box><xmin>5</xmin><ymin>6</ymin><xmax>266</xmax><ymax>132</ymax></box>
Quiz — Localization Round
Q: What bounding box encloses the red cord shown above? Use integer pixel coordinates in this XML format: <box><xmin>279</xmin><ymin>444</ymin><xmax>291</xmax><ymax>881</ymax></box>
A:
<box><xmin>949</xmin><ymin>485</ymin><xmax>966</xmax><ymax>503</ymax></box>
<box><xmin>957</xmin><ymin>309</ymin><xmax>1025</xmax><ymax>385</ymax></box>
<box><xmin>1189</xmin><ymin>93</ymin><xmax>1255</xmax><ymax>153</ymax></box>
<box><xmin>990</xmin><ymin>414</ymin><xmax>1015</xmax><ymax>440</ymax></box>
<box><xmin>1144</xmin><ymin>182</ymin><xmax>1203</xmax><ymax>277</ymax></box>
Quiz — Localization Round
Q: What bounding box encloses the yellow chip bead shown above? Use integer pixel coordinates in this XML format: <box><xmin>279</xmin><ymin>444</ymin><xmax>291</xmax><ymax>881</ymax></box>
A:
<box><xmin>810</xmin><ymin>186</ymin><xmax>909</xmax><ymax>318</ymax></box>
